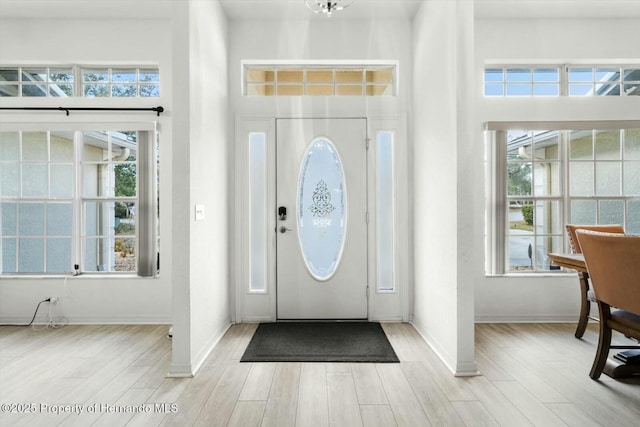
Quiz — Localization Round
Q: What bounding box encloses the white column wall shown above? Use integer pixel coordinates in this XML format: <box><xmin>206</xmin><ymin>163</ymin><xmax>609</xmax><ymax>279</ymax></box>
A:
<box><xmin>169</xmin><ymin>0</ymin><xmax>231</xmax><ymax>376</ymax></box>
<box><xmin>412</xmin><ymin>0</ymin><xmax>478</xmax><ymax>375</ymax></box>
<box><xmin>188</xmin><ymin>0</ymin><xmax>231</xmax><ymax>374</ymax></box>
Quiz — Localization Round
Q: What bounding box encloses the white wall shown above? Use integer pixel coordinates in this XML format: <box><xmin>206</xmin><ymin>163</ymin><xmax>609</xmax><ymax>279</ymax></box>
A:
<box><xmin>475</xmin><ymin>17</ymin><xmax>640</xmax><ymax>322</ymax></box>
<box><xmin>228</xmin><ymin>17</ymin><xmax>414</xmax><ymax>322</ymax></box>
<box><xmin>0</xmin><ymin>16</ymin><xmax>173</xmax><ymax>325</ymax></box>
<box><xmin>169</xmin><ymin>0</ymin><xmax>231</xmax><ymax>377</ymax></box>
<box><xmin>0</xmin><ymin>0</ymin><xmax>232</xmax><ymax>377</ymax></box>
<box><xmin>412</xmin><ymin>0</ymin><xmax>478</xmax><ymax>376</ymax></box>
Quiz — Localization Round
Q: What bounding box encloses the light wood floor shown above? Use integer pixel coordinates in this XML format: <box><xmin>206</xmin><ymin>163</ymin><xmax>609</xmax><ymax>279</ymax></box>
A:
<box><xmin>1</xmin><ymin>322</ymin><xmax>638</xmax><ymax>426</ymax></box>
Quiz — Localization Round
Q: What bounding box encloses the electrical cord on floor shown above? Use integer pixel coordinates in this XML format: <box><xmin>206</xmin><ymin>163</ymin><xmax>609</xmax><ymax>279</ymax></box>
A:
<box><xmin>30</xmin><ymin>298</ymin><xmax>50</xmax><ymax>325</ymax></box>
<box><xmin>17</xmin><ymin>298</ymin><xmax>49</xmax><ymax>327</ymax></box>
<box><xmin>32</xmin><ymin>299</ymin><xmax>67</xmax><ymax>331</ymax></box>
<box><xmin>0</xmin><ymin>298</ymin><xmax>67</xmax><ymax>330</ymax></box>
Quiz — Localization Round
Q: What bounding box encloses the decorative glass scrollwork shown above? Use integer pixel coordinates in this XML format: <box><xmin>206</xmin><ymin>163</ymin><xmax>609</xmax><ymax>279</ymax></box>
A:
<box><xmin>309</xmin><ymin>180</ymin><xmax>335</xmax><ymax>227</ymax></box>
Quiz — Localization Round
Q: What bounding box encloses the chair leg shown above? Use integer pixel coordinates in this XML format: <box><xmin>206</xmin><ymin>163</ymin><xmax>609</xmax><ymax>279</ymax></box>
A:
<box><xmin>575</xmin><ymin>272</ymin><xmax>591</xmax><ymax>338</ymax></box>
<box><xmin>590</xmin><ymin>302</ymin><xmax>612</xmax><ymax>380</ymax></box>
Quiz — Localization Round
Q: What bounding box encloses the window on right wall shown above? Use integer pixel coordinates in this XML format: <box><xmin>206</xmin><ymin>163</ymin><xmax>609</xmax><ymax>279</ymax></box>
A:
<box><xmin>484</xmin><ymin>65</ymin><xmax>640</xmax><ymax>97</ymax></box>
<box><xmin>485</xmin><ymin>124</ymin><xmax>640</xmax><ymax>274</ymax></box>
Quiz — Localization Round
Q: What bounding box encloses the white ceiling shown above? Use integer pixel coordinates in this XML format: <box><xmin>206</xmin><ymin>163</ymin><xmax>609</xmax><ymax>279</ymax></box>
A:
<box><xmin>221</xmin><ymin>0</ymin><xmax>640</xmax><ymax>20</ymax></box>
<box><xmin>219</xmin><ymin>0</ymin><xmax>423</xmax><ymax>21</ymax></box>
<box><xmin>475</xmin><ymin>0</ymin><xmax>640</xmax><ymax>19</ymax></box>
<box><xmin>0</xmin><ymin>0</ymin><xmax>173</xmax><ymax>19</ymax></box>
<box><xmin>1</xmin><ymin>0</ymin><xmax>639</xmax><ymax>20</ymax></box>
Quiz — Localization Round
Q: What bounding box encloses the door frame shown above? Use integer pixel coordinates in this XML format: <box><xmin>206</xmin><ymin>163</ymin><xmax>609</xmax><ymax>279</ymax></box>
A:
<box><xmin>233</xmin><ymin>115</ymin><xmax>409</xmax><ymax>324</ymax></box>
<box><xmin>275</xmin><ymin>117</ymin><xmax>369</xmax><ymax>320</ymax></box>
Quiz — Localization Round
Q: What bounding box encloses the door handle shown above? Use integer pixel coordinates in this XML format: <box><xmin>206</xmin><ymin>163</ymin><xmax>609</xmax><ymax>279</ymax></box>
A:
<box><xmin>279</xmin><ymin>226</ymin><xmax>293</xmax><ymax>233</ymax></box>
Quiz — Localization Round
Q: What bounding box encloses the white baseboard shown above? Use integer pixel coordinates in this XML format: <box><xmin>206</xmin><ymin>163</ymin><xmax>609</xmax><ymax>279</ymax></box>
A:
<box><xmin>411</xmin><ymin>317</ymin><xmax>480</xmax><ymax>377</ymax></box>
<box><xmin>370</xmin><ymin>315</ymin><xmax>404</xmax><ymax>322</ymax></box>
<box><xmin>167</xmin><ymin>318</ymin><xmax>232</xmax><ymax>378</ymax></box>
<box><xmin>0</xmin><ymin>316</ymin><xmax>172</xmax><ymax>325</ymax></box>
<box><xmin>166</xmin><ymin>364</ymin><xmax>194</xmax><ymax>378</ymax></box>
<box><xmin>474</xmin><ymin>315</ymin><xmax>579</xmax><ymax>323</ymax></box>
<box><xmin>241</xmin><ymin>316</ymin><xmax>275</xmax><ymax>323</ymax></box>
<box><xmin>190</xmin><ymin>318</ymin><xmax>232</xmax><ymax>376</ymax></box>
<box><xmin>411</xmin><ymin>317</ymin><xmax>457</xmax><ymax>375</ymax></box>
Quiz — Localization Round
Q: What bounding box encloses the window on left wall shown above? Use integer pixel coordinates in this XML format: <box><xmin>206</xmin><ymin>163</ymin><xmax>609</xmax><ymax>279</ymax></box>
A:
<box><xmin>0</xmin><ymin>126</ymin><xmax>159</xmax><ymax>276</ymax></box>
<box><xmin>0</xmin><ymin>66</ymin><xmax>160</xmax><ymax>97</ymax></box>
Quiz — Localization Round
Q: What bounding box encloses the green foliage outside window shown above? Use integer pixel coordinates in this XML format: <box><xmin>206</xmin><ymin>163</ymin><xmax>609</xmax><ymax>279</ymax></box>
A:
<box><xmin>522</xmin><ymin>205</ymin><xmax>534</xmax><ymax>226</ymax></box>
<box><xmin>507</xmin><ymin>161</ymin><xmax>531</xmax><ymax>196</ymax></box>
<box><xmin>115</xmin><ymin>163</ymin><xmax>136</xmax><ymax>197</ymax></box>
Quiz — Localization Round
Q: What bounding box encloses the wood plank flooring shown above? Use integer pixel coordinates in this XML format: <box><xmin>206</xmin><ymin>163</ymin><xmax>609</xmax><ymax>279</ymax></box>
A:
<box><xmin>1</xmin><ymin>322</ymin><xmax>638</xmax><ymax>426</ymax></box>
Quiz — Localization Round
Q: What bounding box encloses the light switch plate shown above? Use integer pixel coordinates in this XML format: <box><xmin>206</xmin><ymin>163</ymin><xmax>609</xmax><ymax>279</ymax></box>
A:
<box><xmin>195</xmin><ymin>204</ymin><xmax>205</xmax><ymax>221</ymax></box>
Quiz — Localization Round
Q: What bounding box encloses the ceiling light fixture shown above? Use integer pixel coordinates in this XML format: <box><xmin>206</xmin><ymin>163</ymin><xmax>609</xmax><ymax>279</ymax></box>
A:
<box><xmin>305</xmin><ymin>0</ymin><xmax>354</xmax><ymax>17</ymax></box>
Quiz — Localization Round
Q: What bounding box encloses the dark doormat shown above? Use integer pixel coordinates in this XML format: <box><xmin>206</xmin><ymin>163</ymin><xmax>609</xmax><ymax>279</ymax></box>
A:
<box><xmin>240</xmin><ymin>321</ymin><xmax>399</xmax><ymax>363</ymax></box>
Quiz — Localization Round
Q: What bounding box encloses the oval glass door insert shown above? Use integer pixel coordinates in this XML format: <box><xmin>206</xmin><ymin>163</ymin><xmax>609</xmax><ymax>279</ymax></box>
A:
<box><xmin>297</xmin><ymin>137</ymin><xmax>347</xmax><ymax>281</ymax></box>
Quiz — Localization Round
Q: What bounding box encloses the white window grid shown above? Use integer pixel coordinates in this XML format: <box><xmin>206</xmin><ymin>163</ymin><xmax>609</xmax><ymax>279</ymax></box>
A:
<box><xmin>484</xmin><ymin>64</ymin><xmax>640</xmax><ymax>97</ymax></box>
<box><xmin>81</xmin><ymin>67</ymin><xmax>159</xmax><ymax>98</ymax></box>
<box><xmin>0</xmin><ymin>65</ymin><xmax>160</xmax><ymax>98</ymax></box>
<box><xmin>0</xmin><ymin>201</ymin><xmax>75</xmax><ymax>274</ymax></box>
<box><xmin>485</xmin><ymin>67</ymin><xmax>561</xmax><ymax>97</ymax></box>
<box><xmin>0</xmin><ymin>67</ymin><xmax>74</xmax><ymax>97</ymax></box>
<box><xmin>80</xmin><ymin>131</ymin><xmax>138</xmax><ymax>273</ymax></box>
<box><xmin>567</xmin><ymin>66</ymin><xmax>640</xmax><ymax>96</ymax></box>
<box><xmin>1</xmin><ymin>131</ymin><xmax>75</xmax><ymax>273</ymax></box>
<box><xmin>486</xmin><ymin>124</ymin><xmax>640</xmax><ymax>275</ymax></box>
<box><xmin>1</xmin><ymin>127</ymin><xmax>158</xmax><ymax>276</ymax></box>
<box><xmin>243</xmin><ymin>63</ymin><xmax>397</xmax><ymax>97</ymax></box>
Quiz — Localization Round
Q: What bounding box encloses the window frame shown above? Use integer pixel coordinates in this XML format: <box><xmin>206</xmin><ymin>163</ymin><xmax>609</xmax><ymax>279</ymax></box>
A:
<box><xmin>484</xmin><ymin>64</ymin><xmax>640</xmax><ymax>97</ymax></box>
<box><xmin>242</xmin><ymin>60</ymin><xmax>398</xmax><ymax>97</ymax></box>
<box><xmin>485</xmin><ymin>120</ymin><xmax>640</xmax><ymax>275</ymax></box>
<box><xmin>0</xmin><ymin>65</ymin><xmax>160</xmax><ymax>98</ymax></box>
<box><xmin>0</xmin><ymin>122</ymin><xmax>158</xmax><ymax>277</ymax></box>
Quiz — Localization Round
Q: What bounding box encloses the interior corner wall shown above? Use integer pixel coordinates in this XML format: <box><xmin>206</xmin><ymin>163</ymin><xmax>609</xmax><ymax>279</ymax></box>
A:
<box><xmin>0</xmin><ymin>15</ymin><xmax>172</xmax><ymax>325</ymax></box>
<box><xmin>453</xmin><ymin>1</ymin><xmax>479</xmax><ymax>376</ymax></box>
<box><xmin>169</xmin><ymin>0</ymin><xmax>231</xmax><ymax>377</ymax></box>
<box><xmin>411</xmin><ymin>0</ymin><xmax>477</xmax><ymax>375</ymax></box>
<box><xmin>187</xmin><ymin>0</ymin><xmax>231</xmax><ymax>374</ymax></box>
<box><xmin>169</xmin><ymin>1</ymin><xmax>193</xmax><ymax>376</ymax></box>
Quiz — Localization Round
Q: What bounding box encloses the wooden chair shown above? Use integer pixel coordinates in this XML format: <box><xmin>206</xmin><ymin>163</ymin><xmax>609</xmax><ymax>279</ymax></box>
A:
<box><xmin>575</xmin><ymin>230</ymin><xmax>640</xmax><ymax>379</ymax></box>
<box><xmin>565</xmin><ymin>224</ymin><xmax>625</xmax><ymax>338</ymax></box>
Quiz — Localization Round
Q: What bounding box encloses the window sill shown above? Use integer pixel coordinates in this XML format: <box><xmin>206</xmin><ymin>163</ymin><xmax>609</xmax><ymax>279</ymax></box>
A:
<box><xmin>0</xmin><ymin>274</ymin><xmax>157</xmax><ymax>280</ymax></box>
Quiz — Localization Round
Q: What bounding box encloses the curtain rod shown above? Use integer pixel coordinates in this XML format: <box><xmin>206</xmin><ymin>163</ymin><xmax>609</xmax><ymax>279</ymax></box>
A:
<box><xmin>0</xmin><ymin>106</ymin><xmax>164</xmax><ymax>116</ymax></box>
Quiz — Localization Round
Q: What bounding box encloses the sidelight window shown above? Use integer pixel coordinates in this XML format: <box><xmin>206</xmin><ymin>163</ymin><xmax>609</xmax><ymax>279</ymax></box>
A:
<box><xmin>376</xmin><ymin>131</ymin><xmax>395</xmax><ymax>291</ymax></box>
<box><xmin>248</xmin><ymin>132</ymin><xmax>267</xmax><ymax>292</ymax></box>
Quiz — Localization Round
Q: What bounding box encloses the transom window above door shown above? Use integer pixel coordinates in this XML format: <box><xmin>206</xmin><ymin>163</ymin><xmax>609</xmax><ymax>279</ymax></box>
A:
<box><xmin>243</xmin><ymin>61</ymin><xmax>397</xmax><ymax>97</ymax></box>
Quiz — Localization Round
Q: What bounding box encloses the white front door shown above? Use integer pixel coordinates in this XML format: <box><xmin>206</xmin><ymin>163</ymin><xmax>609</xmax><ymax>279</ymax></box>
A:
<box><xmin>276</xmin><ymin>118</ymin><xmax>368</xmax><ymax>319</ymax></box>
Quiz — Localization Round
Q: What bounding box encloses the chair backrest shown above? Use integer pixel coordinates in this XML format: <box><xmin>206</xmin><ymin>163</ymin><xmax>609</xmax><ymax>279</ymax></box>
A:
<box><xmin>576</xmin><ymin>230</ymin><xmax>640</xmax><ymax>315</ymax></box>
<box><xmin>566</xmin><ymin>224</ymin><xmax>625</xmax><ymax>253</ymax></box>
